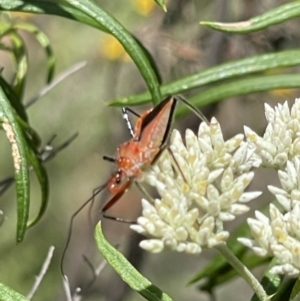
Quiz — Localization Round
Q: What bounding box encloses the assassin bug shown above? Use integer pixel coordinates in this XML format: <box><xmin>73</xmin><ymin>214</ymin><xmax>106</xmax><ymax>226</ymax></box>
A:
<box><xmin>101</xmin><ymin>95</ymin><xmax>207</xmax><ymax>217</ymax></box>
<box><xmin>61</xmin><ymin>95</ymin><xmax>207</xmax><ymax>275</ymax></box>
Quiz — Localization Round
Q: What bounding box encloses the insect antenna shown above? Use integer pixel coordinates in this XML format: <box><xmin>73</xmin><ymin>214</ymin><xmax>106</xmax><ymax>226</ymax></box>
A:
<box><xmin>103</xmin><ymin>156</ymin><xmax>116</xmax><ymax>163</ymax></box>
<box><xmin>60</xmin><ymin>183</ymin><xmax>107</xmax><ymax>277</ymax></box>
<box><xmin>176</xmin><ymin>95</ymin><xmax>209</xmax><ymax>124</ymax></box>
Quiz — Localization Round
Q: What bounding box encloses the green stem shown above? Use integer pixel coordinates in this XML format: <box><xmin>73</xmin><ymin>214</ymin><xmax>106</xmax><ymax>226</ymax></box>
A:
<box><xmin>215</xmin><ymin>244</ymin><xmax>269</xmax><ymax>301</ymax></box>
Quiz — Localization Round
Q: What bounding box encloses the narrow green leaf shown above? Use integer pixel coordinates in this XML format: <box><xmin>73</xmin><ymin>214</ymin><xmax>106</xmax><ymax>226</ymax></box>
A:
<box><xmin>26</xmin><ymin>144</ymin><xmax>49</xmax><ymax>228</ymax></box>
<box><xmin>0</xmin><ymin>86</ymin><xmax>30</xmax><ymax>242</ymax></box>
<box><xmin>65</xmin><ymin>0</ymin><xmax>161</xmax><ymax>104</ymax></box>
<box><xmin>250</xmin><ymin>259</ymin><xmax>283</xmax><ymax>301</ymax></box>
<box><xmin>95</xmin><ymin>222</ymin><xmax>173</xmax><ymax>301</ymax></box>
<box><xmin>108</xmin><ymin>50</ymin><xmax>300</xmax><ymax>106</ymax></box>
<box><xmin>290</xmin><ymin>277</ymin><xmax>300</xmax><ymax>301</ymax></box>
<box><xmin>0</xmin><ymin>0</ymin><xmax>162</xmax><ymax>104</ymax></box>
<box><xmin>0</xmin><ymin>282</ymin><xmax>30</xmax><ymax>301</ymax></box>
<box><xmin>200</xmin><ymin>2</ymin><xmax>300</xmax><ymax>33</ymax></box>
<box><xmin>14</xmin><ymin>23</ymin><xmax>55</xmax><ymax>83</ymax></box>
<box><xmin>0</xmin><ymin>0</ymin><xmax>109</xmax><ymax>32</ymax></box>
<box><xmin>0</xmin><ymin>76</ymin><xmax>28</xmax><ymax>121</ymax></box>
<box><xmin>154</xmin><ymin>0</ymin><xmax>167</xmax><ymax>12</ymax></box>
<box><xmin>177</xmin><ymin>74</ymin><xmax>300</xmax><ymax>118</ymax></box>
<box><xmin>8</xmin><ymin>31</ymin><xmax>28</xmax><ymax>99</ymax></box>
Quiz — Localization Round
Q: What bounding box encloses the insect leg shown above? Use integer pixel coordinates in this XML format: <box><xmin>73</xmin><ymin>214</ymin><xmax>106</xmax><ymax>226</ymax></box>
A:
<box><xmin>122</xmin><ymin>107</ymin><xmax>141</xmax><ymax>138</ymax></box>
<box><xmin>151</xmin><ymin>144</ymin><xmax>188</xmax><ymax>184</ymax></box>
<box><xmin>102</xmin><ymin>180</ymin><xmax>136</xmax><ymax>223</ymax></box>
<box><xmin>135</xmin><ymin>182</ymin><xmax>155</xmax><ymax>203</ymax></box>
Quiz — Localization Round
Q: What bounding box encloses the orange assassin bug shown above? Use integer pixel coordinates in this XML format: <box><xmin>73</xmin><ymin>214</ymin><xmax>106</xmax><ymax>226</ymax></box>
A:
<box><xmin>61</xmin><ymin>95</ymin><xmax>207</xmax><ymax>275</ymax></box>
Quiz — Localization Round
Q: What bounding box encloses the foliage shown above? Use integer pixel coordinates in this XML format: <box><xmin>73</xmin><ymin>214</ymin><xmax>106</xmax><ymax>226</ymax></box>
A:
<box><xmin>1</xmin><ymin>1</ymin><xmax>300</xmax><ymax>301</ymax></box>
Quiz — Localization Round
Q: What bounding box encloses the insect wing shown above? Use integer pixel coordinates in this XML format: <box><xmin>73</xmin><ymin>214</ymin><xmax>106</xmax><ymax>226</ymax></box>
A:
<box><xmin>138</xmin><ymin>96</ymin><xmax>177</xmax><ymax>148</ymax></box>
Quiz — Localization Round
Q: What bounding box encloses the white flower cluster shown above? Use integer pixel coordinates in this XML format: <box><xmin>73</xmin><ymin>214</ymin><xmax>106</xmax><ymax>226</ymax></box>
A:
<box><xmin>239</xmin><ymin>99</ymin><xmax>300</xmax><ymax>277</ymax></box>
<box><xmin>245</xmin><ymin>99</ymin><xmax>300</xmax><ymax>168</ymax></box>
<box><xmin>239</xmin><ymin>202</ymin><xmax>300</xmax><ymax>277</ymax></box>
<box><xmin>131</xmin><ymin>118</ymin><xmax>261</xmax><ymax>254</ymax></box>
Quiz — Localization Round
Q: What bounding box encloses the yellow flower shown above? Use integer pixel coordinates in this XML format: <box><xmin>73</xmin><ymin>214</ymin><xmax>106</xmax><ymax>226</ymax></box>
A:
<box><xmin>99</xmin><ymin>35</ymin><xmax>130</xmax><ymax>61</ymax></box>
<box><xmin>10</xmin><ymin>12</ymin><xmax>33</xmax><ymax>20</ymax></box>
<box><xmin>132</xmin><ymin>0</ymin><xmax>155</xmax><ymax>16</ymax></box>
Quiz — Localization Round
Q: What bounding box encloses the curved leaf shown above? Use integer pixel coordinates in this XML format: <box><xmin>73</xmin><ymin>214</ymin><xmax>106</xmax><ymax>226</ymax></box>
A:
<box><xmin>95</xmin><ymin>222</ymin><xmax>173</xmax><ymax>301</ymax></box>
<box><xmin>154</xmin><ymin>0</ymin><xmax>167</xmax><ymax>12</ymax></box>
<box><xmin>14</xmin><ymin>23</ymin><xmax>55</xmax><ymax>83</ymax></box>
<box><xmin>26</xmin><ymin>144</ymin><xmax>49</xmax><ymax>228</ymax></box>
<box><xmin>200</xmin><ymin>2</ymin><xmax>300</xmax><ymax>33</ymax></box>
<box><xmin>65</xmin><ymin>0</ymin><xmax>161</xmax><ymax>104</ymax></box>
<box><xmin>0</xmin><ymin>76</ymin><xmax>28</xmax><ymax>121</ymax></box>
<box><xmin>177</xmin><ymin>74</ymin><xmax>300</xmax><ymax>118</ymax></box>
<box><xmin>0</xmin><ymin>282</ymin><xmax>30</xmax><ymax>301</ymax></box>
<box><xmin>108</xmin><ymin>50</ymin><xmax>300</xmax><ymax>106</ymax></box>
<box><xmin>0</xmin><ymin>0</ymin><xmax>109</xmax><ymax>32</ymax></box>
<box><xmin>7</xmin><ymin>31</ymin><xmax>28</xmax><ymax>99</ymax></box>
<box><xmin>249</xmin><ymin>259</ymin><xmax>282</xmax><ymax>301</ymax></box>
<box><xmin>0</xmin><ymin>0</ymin><xmax>162</xmax><ymax>104</ymax></box>
<box><xmin>0</xmin><ymin>86</ymin><xmax>30</xmax><ymax>242</ymax></box>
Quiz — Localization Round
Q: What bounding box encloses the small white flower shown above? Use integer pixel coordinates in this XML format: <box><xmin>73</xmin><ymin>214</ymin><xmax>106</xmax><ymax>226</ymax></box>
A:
<box><xmin>239</xmin><ymin>203</ymin><xmax>300</xmax><ymax>277</ymax></box>
<box><xmin>131</xmin><ymin>118</ymin><xmax>261</xmax><ymax>254</ymax></box>
<box><xmin>269</xmin><ymin>158</ymin><xmax>300</xmax><ymax>211</ymax></box>
<box><xmin>245</xmin><ymin>99</ymin><xmax>300</xmax><ymax>168</ymax></box>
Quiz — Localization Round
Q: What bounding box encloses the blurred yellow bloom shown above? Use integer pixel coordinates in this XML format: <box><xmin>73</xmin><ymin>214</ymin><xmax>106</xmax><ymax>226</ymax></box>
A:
<box><xmin>269</xmin><ymin>88</ymin><xmax>299</xmax><ymax>99</ymax></box>
<box><xmin>132</xmin><ymin>0</ymin><xmax>155</xmax><ymax>16</ymax></box>
<box><xmin>100</xmin><ymin>35</ymin><xmax>130</xmax><ymax>61</ymax></box>
<box><xmin>10</xmin><ymin>12</ymin><xmax>33</xmax><ymax>20</ymax></box>
<box><xmin>265</xmin><ymin>68</ymin><xmax>299</xmax><ymax>99</ymax></box>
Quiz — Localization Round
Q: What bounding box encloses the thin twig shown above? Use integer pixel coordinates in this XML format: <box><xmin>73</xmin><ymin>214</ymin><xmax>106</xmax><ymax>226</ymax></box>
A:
<box><xmin>0</xmin><ymin>133</ymin><xmax>78</xmax><ymax>196</ymax></box>
<box><xmin>82</xmin><ymin>256</ymin><xmax>108</xmax><ymax>291</ymax></box>
<box><xmin>25</xmin><ymin>61</ymin><xmax>87</xmax><ymax>108</ymax></box>
<box><xmin>62</xmin><ymin>276</ymin><xmax>73</xmax><ymax>301</ymax></box>
<box><xmin>27</xmin><ymin>246</ymin><xmax>55</xmax><ymax>300</ymax></box>
<box><xmin>0</xmin><ymin>210</ymin><xmax>5</xmax><ymax>227</ymax></box>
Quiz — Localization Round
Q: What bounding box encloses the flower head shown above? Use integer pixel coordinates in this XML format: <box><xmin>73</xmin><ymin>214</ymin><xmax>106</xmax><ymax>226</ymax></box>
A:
<box><xmin>239</xmin><ymin>203</ymin><xmax>300</xmax><ymax>277</ymax></box>
<box><xmin>131</xmin><ymin>118</ymin><xmax>261</xmax><ymax>254</ymax></box>
<box><xmin>239</xmin><ymin>98</ymin><xmax>300</xmax><ymax>277</ymax></box>
<box><xmin>245</xmin><ymin>98</ymin><xmax>300</xmax><ymax>168</ymax></box>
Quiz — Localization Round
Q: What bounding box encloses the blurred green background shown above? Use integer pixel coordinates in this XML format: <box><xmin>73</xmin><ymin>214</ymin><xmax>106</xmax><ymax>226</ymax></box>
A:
<box><xmin>1</xmin><ymin>0</ymin><xmax>300</xmax><ymax>300</ymax></box>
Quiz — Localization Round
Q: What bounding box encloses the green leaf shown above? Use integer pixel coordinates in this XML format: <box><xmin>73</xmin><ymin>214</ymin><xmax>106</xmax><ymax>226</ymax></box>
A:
<box><xmin>0</xmin><ymin>282</ymin><xmax>30</xmax><ymax>301</ymax></box>
<box><xmin>0</xmin><ymin>86</ymin><xmax>30</xmax><ymax>242</ymax></box>
<box><xmin>250</xmin><ymin>259</ymin><xmax>283</xmax><ymax>301</ymax></box>
<box><xmin>0</xmin><ymin>0</ymin><xmax>109</xmax><ymax>32</ymax></box>
<box><xmin>95</xmin><ymin>222</ymin><xmax>173</xmax><ymax>301</ymax></box>
<box><xmin>290</xmin><ymin>277</ymin><xmax>300</xmax><ymax>301</ymax></box>
<box><xmin>200</xmin><ymin>2</ymin><xmax>300</xmax><ymax>33</ymax></box>
<box><xmin>0</xmin><ymin>0</ymin><xmax>162</xmax><ymax>104</ymax></box>
<box><xmin>14</xmin><ymin>23</ymin><xmax>55</xmax><ymax>83</ymax></box>
<box><xmin>26</xmin><ymin>144</ymin><xmax>49</xmax><ymax>228</ymax></box>
<box><xmin>0</xmin><ymin>76</ymin><xmax>28</xmax><ymax>121</ymax></box>
<box><xmin>7</xmin><ymin>31</ymin><xmax>28</xmax><ymax>99</ymax></box>
<box><xmin>108</xmin><ymin>50</ymin><xmax>300</xmax><ymax>106</ymax></box>
<box><xmin>154</xmin><ymin>0</ymin><xmax>167</xmax><ymax>12</ymax></box>
<box><xmin>65</xmin><ymin>0</ymin><xmax>161</xmax><ymax>104</ymax></box>
<box><xmin>177</xmin><ymin>73</ymin><xmax>300</xmax><ymax>118</ymax></box>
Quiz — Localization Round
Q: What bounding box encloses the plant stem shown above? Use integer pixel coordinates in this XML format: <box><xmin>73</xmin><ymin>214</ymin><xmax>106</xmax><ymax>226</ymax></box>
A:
<box><xmin>215</xmin><ymin>244</ymin><xmax>269</xmax><ymax>301</ymax></box>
